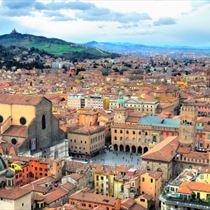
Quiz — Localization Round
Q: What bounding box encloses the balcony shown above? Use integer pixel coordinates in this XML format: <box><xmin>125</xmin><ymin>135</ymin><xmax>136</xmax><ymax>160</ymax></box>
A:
<box><xmin>160</xmin><ymin>188</ymin><xmax>210</xmax><ymax>209</ymax></box>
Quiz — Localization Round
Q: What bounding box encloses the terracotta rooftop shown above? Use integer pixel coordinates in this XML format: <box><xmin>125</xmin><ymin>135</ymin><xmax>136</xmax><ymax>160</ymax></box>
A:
<box><xmin>0</xmin><ymin>94</ymin><xmax>43</xmax><ymax>106</ymax></box>
<box><xmin>69</xmin><ymin>190</ymin><xmax>117</xmax><ymax>206</ymax></box>
<box><xmin>141</xmin><ymin>136</ymin><xmax>178</xmax><ymax>162</ymax></box>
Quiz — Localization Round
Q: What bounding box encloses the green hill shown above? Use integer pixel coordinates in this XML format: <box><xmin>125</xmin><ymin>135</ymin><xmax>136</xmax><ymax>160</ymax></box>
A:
<box><xmin>0</xmin><ymin>32</ymin><xmax>120</xmax><ymax>60</ymax></box>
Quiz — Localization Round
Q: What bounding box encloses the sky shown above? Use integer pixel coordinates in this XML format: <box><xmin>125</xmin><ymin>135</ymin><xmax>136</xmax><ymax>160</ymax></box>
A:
<box><xmin>0</xmin><ymin>0</ymin><xmax>210</xmax><ymax>47</ymax></box>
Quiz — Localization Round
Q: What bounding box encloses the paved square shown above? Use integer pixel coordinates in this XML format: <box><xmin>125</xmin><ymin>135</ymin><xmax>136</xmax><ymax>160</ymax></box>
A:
<box><xmin>90</xmin><ymin>150</ymin><xmax>142</xmax><ymax>168</ymax></box>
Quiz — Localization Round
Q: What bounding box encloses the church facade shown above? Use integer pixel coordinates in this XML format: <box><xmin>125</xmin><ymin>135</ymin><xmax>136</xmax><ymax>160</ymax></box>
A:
<box><xmin>0</xmin><ymin>94</ymin><xmax>66</xmax><ymax>159</ymax></box>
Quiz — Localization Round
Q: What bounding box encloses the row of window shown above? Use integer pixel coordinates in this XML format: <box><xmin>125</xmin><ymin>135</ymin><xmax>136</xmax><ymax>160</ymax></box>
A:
<box><xmin>111</xmin><ymin>104</ymin><xmax>153</xmax><ymax>108</ymax></box>
<box><xmin>114</xmin><ymin>137</ymin><xmax>149</xmax><ymax>143</ymax></box>
<box><xmin>114</xmin><ymin>130</ymin><xmax>148</xmax><ymax>135</ymax></box>
<box><xmin>70</xmin><ymin>139</ymin><xmax>87</xmax><ymax>144</ymax></box>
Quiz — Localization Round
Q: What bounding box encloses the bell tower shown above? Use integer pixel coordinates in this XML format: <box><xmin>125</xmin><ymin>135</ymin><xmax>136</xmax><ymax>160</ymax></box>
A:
<box><xmin>179</xmin><ymin>106</ymin><xmax>197</xmax><ymax>150</ymax></box>
<box><xmin>114</xmin><ymin>91</ymin><xmax>128</xmax><ymax>123</ymax></box>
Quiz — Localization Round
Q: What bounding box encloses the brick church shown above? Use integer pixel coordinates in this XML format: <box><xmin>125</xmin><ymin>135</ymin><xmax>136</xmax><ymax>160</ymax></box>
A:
<box><xmin>0</xmin><ymin>94</ymin><xmax>67</xmax><ymax>159</ymax></box>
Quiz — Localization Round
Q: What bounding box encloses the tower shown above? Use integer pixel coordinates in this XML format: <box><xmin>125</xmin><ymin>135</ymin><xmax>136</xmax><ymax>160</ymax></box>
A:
<box><xmin>179</xmin><ymin>106</ymin><xmax>197</xmax><ymax>150</ymax></box>
<box><xmin>114</xmin><ymin>91</ymin><xmax>128</xmax><ymax>123</ymax></box>
<box><xmin>206</xmin><ymin>69</ymin><xmax>210</xmax><ymax>88</ymax></box>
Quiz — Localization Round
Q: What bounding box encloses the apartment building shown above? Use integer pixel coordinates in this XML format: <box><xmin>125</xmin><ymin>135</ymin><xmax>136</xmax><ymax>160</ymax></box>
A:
<box><xmin>68</xmin><ymin>94</ymin><xmax>87</xmax><ymax>110</ymax></box>
<box><xmin>87</xmin><ymin>95</ymin><xmax>110</xmax><ymax>110</ymax></box>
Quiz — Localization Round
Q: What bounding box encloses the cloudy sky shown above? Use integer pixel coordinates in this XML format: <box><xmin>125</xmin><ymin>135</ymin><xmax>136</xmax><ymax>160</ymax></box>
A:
<box><xmin>0</xmin><ymin>0</ymin><xmax>210</xmax><ymax>47</ymax></box>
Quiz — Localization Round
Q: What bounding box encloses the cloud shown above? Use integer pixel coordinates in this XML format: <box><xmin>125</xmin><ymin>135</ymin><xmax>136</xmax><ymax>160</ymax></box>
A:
<box><xmin>153</xmin><ymin>17</ymin><xmax>176</xmax><ymax>26</ymax></box>
<box><xmin>117</xmin><ymin>23</ymin><xmax>139</xmax><ymax>29</ymax></box>
<box><xmin>181</xmin><ymin>12</ymin><xmax>188</xmax><ymax>16</ymax></box>
<box><xmin>98</xmin><ymin>25</ymin><xmax>105</xmax><ymax>29</ymax></box>
<box><xmin>0</xmin><ymin>8</ymin><xmax>32</xmax><ymax>17</ymax></box>
<box><xmin>75</xmin><ymin>8</ymin><xmax>152</xmax><ymax>23</ymax></box>
<box><xmin>51</xmin><ymin>16</ymin><xmax>76</xmax><ymax>22</ymax></box>
<box><xmin>120</xmin><ymin>29</ymin><xmax>156</xmax><ymax>36</ymax></box>
<box><xmin>0</xmin><ymin>0</ymin><xmax>95</xmax><ymax>17</ymax></box>
<box><xmin>191</xmin><ymin>0</ymin><xmax>210</xmax><ymax>8</ymax></box>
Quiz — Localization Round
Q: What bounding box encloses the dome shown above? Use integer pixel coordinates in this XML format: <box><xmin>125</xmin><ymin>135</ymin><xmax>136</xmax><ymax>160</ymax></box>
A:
<box><xmin>6</xmin><ymin>170</ymin><xmax>14</xmax><ymax>179</ymax></box>
<box><xmin>119</xmin><ymin>91</ymin><xmax>123</xmax><ymax>95</ymax></box>
<box><xmin>0</xmin><ymin>155</ymin><xmax>7</xmax><ymax>172</ymax></box>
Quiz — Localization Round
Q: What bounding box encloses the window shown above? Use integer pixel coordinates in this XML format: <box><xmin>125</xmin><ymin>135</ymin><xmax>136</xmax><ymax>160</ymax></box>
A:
<box><xmin>139</xmin><ymin>131</ymin><xmax>141</xmax><ymax>135</ymax></box>
<box><xmin>82</xmin><ymin>203</ymin><xmax>86</xmax><ymax>207</ymax></box>
<box><xmin>11</xmin><ymin>138</ymin><xmax>17</xmax><ymax>145</ymax></box>
<box><xmin>200</xmin><ymin>174</ymin><xmax>204</xmax><ymax>179</ymax></box>
<box><xmin>89</xmin><ymin>204</ymin><xmax>92</xmax><ymax>207</ymax></box>
<box><xmin>85</xmin><ymin>141</ymin><xmax>86</xmax><ymax>144</ymax></box>
<box><xmin>133</xmin><ymin>138</ymin><xmax>135</xmax><ymax>142</ymax></box>
<box><xmin>120</xmin><ymin>137</ymin><xmax>123</xmax><ymax>141</ymax></box>
<box><xmin>40</xmin><ymin>173</ymin><xmax>43</xmax><ymax>176</ymax></box>
<box><xmin>126</xmin><ymin>130</ymin><xmax>129</xmax><ymax>134</ymax></box>
<box><xmin>145</xmin><ymin>132</ymin><xmax>148</xmax><ymax>136</ymax></box>
<box><xmin>20</xmin><ymin>117</ymin><xmax>26</xmax><ymax>125</ymax></box>
<box><xmin>200</xmin><ymin>142</ymin><xmax>203</xmax><ymax>148</ymax></box>
<box><xmin>0</xmin><ymin>115</ymin><xmax>3</xmax><ymax>123</ymax></box>
<box><xmin>22</xmin><ymin>203</ymin><xmax>24</xmax><ymax>207</ymax></box>
<box><xmin>139</xmin><ymin>139</ymin><xmax>141</xmax><ymax>142</ymax></box>
<box><xmin>151</xmin><ymin>179</ymin><xmax>153</xmax><ymax>183</ymax></box>
<box><xmin>115</xmin><ymin>129</ymin><xmax>117</xmax><ymax>133</ymax></box>
<box><xmin>39</xmin><ymin>168</ymin><xmax>42</xmax><ymax>171</ymax></box>
<box><xmin>142</xmin><ymin>178</ymin><xmax>145</xmax><ymax>182</ymax></box>
<box><xmin>74</xmin><ymin>140</ymin><xmax>76</xmax><ymax>143</ymax></box>
<box><xmin>71</xmin><ymin>201</ymin><xmax>75</xmax><ymax>205</ymax></box>
<box><xmin>114</xmin><ymin>136</ymin><xmax>117</xmax><ymax>140</ymax></box>
<box><xmin>126</xmin><ymin>137</ymin><xmax>129</xmax><ymax>141</ymax></box>
<box><xmin>42</xmin><ymin>115</ymin><xmax>46</xmax><ymax>129</ymax></box>
<box><xmin>133</xmin><ymin>131</ymin><xmax>135</xmax><ymax>134</ymax></box>
<box><xmin>35</xmin><ymin>167</ymin><xmax>37</xmax><ymax>171</ymax></box>
<box><xmin>120</xmin><ymin>130</ymin><xmax>122</xmax><ymax>133</ymax></box>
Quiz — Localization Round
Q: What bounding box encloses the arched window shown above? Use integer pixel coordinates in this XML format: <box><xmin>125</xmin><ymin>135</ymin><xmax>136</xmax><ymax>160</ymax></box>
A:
<box><xmin>114</xmin><ymin>136</ymin><xmax>117</xmax><ymax>140</ymax></box>
<box><xmin>145</xmin><ymin>132</ymin><xmax>148</xmax><ymax>136</ymax></box>
<box><xmin>133</xmin><ymin>131</ymin><xmax>135</xmax><ymax>134</ymax></box>
<box><xmin>139</xmin><ymin>139</ymin><xmax>141</xmax><ymax>142</ymax></box>
<box><xmin>42</xmin><ymin>115</ymin><xmax>46</xmax><ymax>129</ymax></box>
<box><xmin>133</xmin><ymin>138</ymin><xmax>135</xmax><ymax>142</ymax></box>
<box><xmin>126</xmin><ymin>137</ymin><xmax>129</xmax><ymax>141</ymax></box>
<box><xmin>157</xmin><ymin>168</ymin><xmax>162</xmax><ymax>172</ymax></box>
<box><xmin>139</xmin><ymin>131</ymin><xmax>141</xmax><ymax>135</ymax></box>
<box><xmin>115</xmin><ymin>129</ymin><xmax>117</xmax><ymax>133</ymax></box>
<box><xmin>126</xmin><ymin>130</ymin><xmax>129</xmax><ymax>134</ymax></box>
<box><xmin>120</xmin><ymin>130</ymin><xmax>123</xmax><ymax>133</ymax></box>
<box><xmin>146</xmin><ymin>166</ymin><xmax>150</xmax><ymax>171</ymax></box>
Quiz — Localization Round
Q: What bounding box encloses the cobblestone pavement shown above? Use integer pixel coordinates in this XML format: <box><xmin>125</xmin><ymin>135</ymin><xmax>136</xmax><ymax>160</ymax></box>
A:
<box><xmin>90</xmin><ymin>150</ymin><xmax>142</xmax><ymax>168</ymax></box>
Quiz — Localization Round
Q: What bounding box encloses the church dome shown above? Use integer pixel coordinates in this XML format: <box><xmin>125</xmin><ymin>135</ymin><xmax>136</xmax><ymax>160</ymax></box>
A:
<box><xmin>0</xmin><ymin>155</ymin><xmax>7</xmax><ymax>172</ymax></box>
<box><xmin>119</xmin><ymin>91</ymin><xmax>123</xmax><ymax>95</ymax></box>
<box><xmin>6</xmin><ymin>170</ymin><xmax>14</xmax><ymax>179</ymax></box>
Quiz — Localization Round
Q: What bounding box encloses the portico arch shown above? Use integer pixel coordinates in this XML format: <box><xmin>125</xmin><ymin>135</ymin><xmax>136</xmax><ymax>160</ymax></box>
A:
<box><xmin>126</xmin><ymin>145</ymin><xmax>130</xmax><ymax>152</ymax></box>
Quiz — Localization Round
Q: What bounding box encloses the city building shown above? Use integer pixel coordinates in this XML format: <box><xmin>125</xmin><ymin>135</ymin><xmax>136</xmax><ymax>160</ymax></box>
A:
<box><xmin>109</xmin><ymin>95</ymin><xmax>158</xmax><ymax>116</ymax></box>
<box><xmin>87</xmin><ymin>95</ymin><xmax>110</xmax><ymax>110</ymax></box>
<box><xmin>67</xmin><ymin>125</ymin><xmax>106</xmax><ymax>156</ymax></box>
<box><xmin>69</xmin><ymin>188</ymin><xmax>121</xmax><ymax>210</ymax></box>
<box><xmin>159</xmin><ymin>167</ymin><xmax>210</xmax><ymax>210</ymax></box>
<box><xmin>68</xmin><ymin>94</ymin><xmax>87</xmax><ymax>110</ymax></box>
